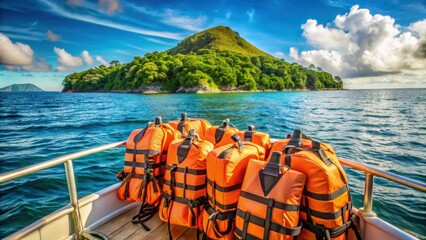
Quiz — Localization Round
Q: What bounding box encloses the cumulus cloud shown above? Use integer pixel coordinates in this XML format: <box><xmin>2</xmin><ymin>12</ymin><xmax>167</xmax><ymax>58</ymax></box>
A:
<box><xmin>98</xmin><ymin>0</ymin><xmax>121</xmax><ymax>14</ymax></box>
<box><xmin>131</xmin><ymin>5</ymin><xmax>207</xmax><ymax>32</ymax></box>
<box><xmin>54</xmin><ymin>47</ymin><xmax>83</xmax><ymax>67</ymax></box>
<box><xmin>96</xmin><ymin>55</ymin><xmax>110</xmax><ymax>66</ymax></box>
<box><xmin>46</xmin><ymin>30</ymin><xmax>60</xmax><ymax>42</ymax></box>
<box><xmin>22</xmin><ymin>58</ymin><xmax>52</xmax><ymax>72</ymax></box>
<box><xmin>0</xmin><ymin>33</ymin><xmax>34</xmax><ymax>65</ymax></box>
<box><xmin>290</xmin><ymin>5</ymin><xmax>426</xmax><ymax>79</ymax></box>
<box><xmin>274</xmin><ymin>51</ymin><xmax>285</xmax><ymax>57</ymax></box>
<box><xmin>247</xmin><ymin>8</ymin><xmax>255</xmax><ymax>23</ymax></box>
<box><xmin>55</xmin><ymin>66</ymin><xmax>70</xmax><ymax>72</ymax></box>
<box><xmin>81</xmin><ymin>50</ymin><xmax>94</xmax><ymax>65</ymax></box>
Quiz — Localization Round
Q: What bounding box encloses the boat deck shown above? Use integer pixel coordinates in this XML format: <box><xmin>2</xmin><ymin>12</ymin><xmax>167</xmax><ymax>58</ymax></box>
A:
<box><xmin>95</xmin><ymin>206</ymin><xmax>198</xmax><ymax>239</ymax></box>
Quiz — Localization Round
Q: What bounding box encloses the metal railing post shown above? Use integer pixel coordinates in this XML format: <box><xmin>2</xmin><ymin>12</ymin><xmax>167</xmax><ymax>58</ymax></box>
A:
<box><xmin>360</xmin><ymin>172</ymin><xmax>377</xmax><ymax>217</ymax></box>
<box><xmin>64</xmin><ymin>160</ymin><xmax>83</xmax><ymax>239</ymax></box>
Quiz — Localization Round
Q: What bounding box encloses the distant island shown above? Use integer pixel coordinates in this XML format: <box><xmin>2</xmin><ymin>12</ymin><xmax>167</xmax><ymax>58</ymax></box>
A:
<box><xmin>0</xmin><ymin>83</ymin><xmax>44</xmax><ymax>92</ymax></box>
<box><xmin>62</xmin><ymin>26</ymin><xmax>343</xmax><ymax>93</ymax></box>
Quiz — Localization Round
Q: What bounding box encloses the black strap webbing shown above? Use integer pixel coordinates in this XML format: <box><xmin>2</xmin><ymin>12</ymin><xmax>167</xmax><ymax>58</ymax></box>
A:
<box><xmin>244</xmin><ymin>131</ymin><xmax>254</xmax><ymax>142</ymax></box>
<box><xmin>215</xmin><ymin>126</ymin><xmax>226</xmax><ymax>143</ymax></box>
<box><xmin>301</xmin><ymin>202</ymin><xmax>350</xmax><ymax>220</ymax></box>
<box><xmin>207</xmin><ymin>179</ymin><xmax>242</xmax><ymax>192</ymax></box>
<box><xmin>236</xmin><ymin>209</ymin><xmax>302</xmax><ymax>237</ymax></box>
<box><xmin>177</xmin><ymin>138</ymin><xmax>192</xmax><ymax>163</ymax></box>
<box><xmin>218</xmin><ymin>146</ymin><xmax>234</xmax><ymax>159</ymax></box>
<box><xmin>239</xmin><ymin>191</ymin><xmax>299</xmax><ymax>211</ymax></box>
<box><xmin>305</xmin><ymin>185</ymin><xmax>348</xmax><ymax>201</ymax></box>
<box><xmin>165</xmin><ymin>165</ymin><xmax>206</xmax><ymax>175</ymax></box>
<box><xmin>124</xmin><ymin>161</ymin><xmax>165</xmax><ymax>169</ymax></box>
<box><xmin>164</xmin><ymin>180</ymin><xmax>206</xmax><ymax>191</ymax></box>
<box><xmin>125</xmin><ymin>148</ymin><xmax>167</xmax><ymax>155</ymax></box>
<box><xmin>207</xmin><ymin>195</ymin><xmax>238</xmax><ymax>210</ymax></box>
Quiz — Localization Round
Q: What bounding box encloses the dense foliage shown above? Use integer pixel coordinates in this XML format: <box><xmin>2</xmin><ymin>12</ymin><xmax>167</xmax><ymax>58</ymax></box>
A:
<box><xmin>62</xmin><ymin>49</ymin><xmax>343</xmax><ymax>92</ymax></box>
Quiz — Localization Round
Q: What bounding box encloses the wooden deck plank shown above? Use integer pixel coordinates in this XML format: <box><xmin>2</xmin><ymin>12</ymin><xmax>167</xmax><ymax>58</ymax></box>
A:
<box><xmin>108</xmin><ymin>213</ymin><xmax>162</xmax><ymax>239</ymax></box>
<box><xmin>177</xmin><ymin>228</ymin><xmax>198</xmax><ymax>239</ymax></box>
<box><xmin>95</xmin><ymin>206</ymin><xmax>139</xmax><ymax>235</ymax></box>
<box><xmin>95</xmin><ymin>206</ymin><xmax>199</xmax><ymax>240</ymax></box>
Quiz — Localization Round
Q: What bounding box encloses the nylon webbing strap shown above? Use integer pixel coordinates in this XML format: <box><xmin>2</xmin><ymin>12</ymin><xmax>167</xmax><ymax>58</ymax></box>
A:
<box><xmin>215</xmin><ymin>126</ymin><xmax>225</xmax><ymax>143</ymax></box>
<box><xmin>207</xmin><ymin>195</ymin><xmax>238</xmax><ymax>210</ymax></box>
<box><xmin>301</xmin><ymin>202</ymin><xmax>351</xmax><ymax>220</ymax></box>
<box><xmin>302</xmin><ymin>220</ymin><xmax>353</xmax><ymax>238</ymax></box>
<box><xmin>207</xmin><ymin>179</ymin><xmax>242</xmax><ymax>192</ymax></box>
<box><xmin>305</xmin><ymin>185</ymin><xmax>348</xmax><ymax>201</ymax></box>
<box><xmin>218</xmin><ymin>146</ymin><xmax>234</xmax><ymax>159</ymax></box>
<box><xmin>239</xmin><ymin>191</ymin><xmax>299</xmax><ymax>211</ymax></box>
<box><xmin>125</xmin><ymin>148</ymin><xmax>165</xmax><ymax>155</ymax></box>
<box><xmin>124</xmin><ymin>161</ymin><xmax>165</xmax><ymax>169</ymax></box>
<box><xmin>165</xmin><ymin>165</ymin><xmax>206</xmax><ymax>175</ymax></box>
<box><xmin>235</xmin><ymin>209</ymin><xmax>302</xmax><ymax>237</ymax></box>
<box><xmin>164</xmin><ymin>180</ymin><xmax>206</xmax><ymax>191</ymax></box>
<box><xmin>177</xmin><ymin>138</ymin><xmax>192</xmax><ymax>163</ymax></box>
<box><xmin>244</xmin><ymin>131</ymin><xmax>254</xmax><ymax>142</ymax></box>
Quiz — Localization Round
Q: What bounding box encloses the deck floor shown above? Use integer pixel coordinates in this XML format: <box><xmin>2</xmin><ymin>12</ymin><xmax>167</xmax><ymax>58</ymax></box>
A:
<box><xmin>95</xmin><ymin>206</ymin><xmax>198</xmax><ymax>239</ymax></box>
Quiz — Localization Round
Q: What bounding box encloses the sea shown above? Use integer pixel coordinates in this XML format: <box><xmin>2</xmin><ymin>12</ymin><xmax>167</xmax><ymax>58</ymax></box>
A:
<box><xmin>0</xmin><ymin>89</ymin><xmax>425</xmax><ymax>239</ymax></box>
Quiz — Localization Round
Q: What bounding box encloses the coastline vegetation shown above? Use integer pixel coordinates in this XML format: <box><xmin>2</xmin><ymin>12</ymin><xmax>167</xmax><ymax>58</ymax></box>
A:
<box><xmin>62</xmin><ymin>26</ymin><xmax>343</xmax><ymax>93</ymax></box>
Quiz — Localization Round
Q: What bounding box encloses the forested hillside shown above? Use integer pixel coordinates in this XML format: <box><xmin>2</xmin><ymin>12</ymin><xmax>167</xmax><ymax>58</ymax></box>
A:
<box><xmin>62</xmin><ymin>26</ymin><xmax>343</xmax><ymax>92</ymax></box>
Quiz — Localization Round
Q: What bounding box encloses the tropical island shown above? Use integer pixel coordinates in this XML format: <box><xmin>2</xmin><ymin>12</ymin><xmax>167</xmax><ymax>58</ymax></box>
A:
<box><xmin>62</xmin><ymin>26</ymin><xmax>343</xmax><ymax>93</ymax></box>
<box><xmin>0</xmin><ymin>83</ymin><xmax>44</xmax><ymax>92</ymax></box>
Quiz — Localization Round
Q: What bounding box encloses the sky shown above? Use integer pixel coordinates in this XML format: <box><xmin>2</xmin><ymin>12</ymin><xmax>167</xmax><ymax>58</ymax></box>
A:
<box><xmin>0</xmin><ymin>0</ymin><xmax>425</xmax><ymax>91</ymax></box>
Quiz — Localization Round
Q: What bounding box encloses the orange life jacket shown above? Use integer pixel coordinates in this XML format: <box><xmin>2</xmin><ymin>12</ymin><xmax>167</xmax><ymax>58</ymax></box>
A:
<box><xmin>204</xmin><ymin>119</ymin><xmax>239</xmax><ymax>148</ymax></box>
<box><xmin>202</xmin><ymin>134</ymin><xmax>266</xmax><ymax>240</ymax></box>
<box><xmin>268</xmin><ymin>130</ymin><xmax>362</xmax><ymax>240</ymax></box>
<box><xmin>159</xmin><ymin>129</ymin><xmax>214</xmax><ymax>238</ymax></box>
<box><xmin>234</xmin><ymin>152</ymin><xmax>305</xmax><ymax>240</ymax></box>
<box><xmin>237</xmin><ymin>124</ymin><xmax>271</xmax><ymax>155</ymax></box>
<box><xmin>168</xmin><ymin>113</ymin><xmax>212</xmax><ymax>138</ymax></box>
<box><xmin>117</xmin><ymin>117</ymin><xmax>181</xmax><ymax>231</ymax></box>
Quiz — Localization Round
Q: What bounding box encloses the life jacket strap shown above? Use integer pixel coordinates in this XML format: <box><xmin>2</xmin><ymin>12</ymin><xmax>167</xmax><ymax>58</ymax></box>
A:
<box><xmin>204</xmin><ymin>203</ymin><xmax>236</xmax><ymax>238</ymax></box>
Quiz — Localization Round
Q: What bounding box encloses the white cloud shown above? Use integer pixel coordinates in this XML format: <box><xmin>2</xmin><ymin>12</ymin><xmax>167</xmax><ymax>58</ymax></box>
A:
<box><xmin>0</xmin><ymin>33</ymin><xmax>34</xmax><ymax>65</ymax></box>
<box><xmin>22</xmin><ymin>58</ymin><xmax>51</xmax><ymax>72</ymax></box>
<box><xmin>96</xmin><ymin>55</ymin><xmax>110</xmax><ymax>66</ymax></box>
<box><xmin>55</xmin><ymin>66</ymin><xmax>70</xmax><ymax>72</ymax></box>
<box><xmin>81</xmin><ymin>50</ymin><xmax>94</xmax><ymax>65</ymax></box>
<box><xmin>290</xmin><ymin>5</ymin><xmax>426</xmax><ymax>81</ymax></box>
<box><xmin>145</xmin><ymin>37</ymin><xmax>174</xmax><ymax>46</ymax></box>
<box><xmin>130</xmin><ymin>5</ymin><xmax>207</xmax><ymax>32</ymax></box>
<box><xmin>247</xmin><ymin>8</ymin><xmax>255</xmax><ymax>23</ymax></box>
<box><xmin>46</xmin><ymin>30</ymin><xmax>60</xmax><ymax>42</ymax></box>
<box><xmin>38</xmin><ymin>0</ymin><xmax>182</xmax><ymax>40</ymax></box>
<box><xmin>226</xmin><ymin>11</ymin><xmax>232</xmax><ymax>19</ymax></box>
<box><xmin>98</xmin><ymin>0</ymin><xmax>121</xmax><ymax>14</ymax></box>
<box><xmin>54</xmin><ymin>47</ymin><xmax>83</xmax><ymax>67</ymax></box>
<box><xmin>274</xmin><ymin>51</ymin><xmax>285</xmax><ymax>57</ymax></box>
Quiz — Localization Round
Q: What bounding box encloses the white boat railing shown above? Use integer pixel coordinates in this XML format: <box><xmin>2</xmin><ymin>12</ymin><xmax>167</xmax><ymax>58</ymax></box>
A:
<box><xmin>0</xmin><ymin>141</ymin><xmax>425</xmax><ymax>239</ymax></box>
<box><xmin>0</xmin><ymin>141</ymin><xmax>126</xmax><ymax>239</ymax></box>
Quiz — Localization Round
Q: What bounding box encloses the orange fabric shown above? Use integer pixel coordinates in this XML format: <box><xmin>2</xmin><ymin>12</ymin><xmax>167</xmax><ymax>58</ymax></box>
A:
<box><xmin>159</xmin><ymin>137</ymin><xmax>213</xmax><ymax>229</ymax></box>
<box><xmin>237</xmin><ymin>130</ymin><xmax>271</xmax><ymax>156</ymax></box>
<box><xmin>268</xmin><ymin>138</ymin><xmax>351</xmax><ymax>240</ymax></box>
<box><xmin>234</xmin><ymin>159</ymin><xmax>305</xmax><ymax>240</ymax></box>
<box><xmin>169</xmin><ymin>118</ymin><xmax>212</xmax><ymax>138</ymax></box>
<box><xmin>205</xmin><ymin>125</ymin><xmax>239</xmax><ymax>148</ymax></box>
<box><xmin>117</xmin><ymin>124</ymin><xmax>180</xmax><ymax>204</ymax></box>
<box><xmin>202</xmin><ymin>140</ymin><xmax>265</xmax><ymax>239</ymax></box>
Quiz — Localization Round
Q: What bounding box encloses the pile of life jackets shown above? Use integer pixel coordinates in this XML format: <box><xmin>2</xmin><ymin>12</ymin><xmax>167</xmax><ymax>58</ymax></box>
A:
<box><xmin>117</xmin><ymin>114</ymin><xmax>362</xmax><ymax>240</ymax></box>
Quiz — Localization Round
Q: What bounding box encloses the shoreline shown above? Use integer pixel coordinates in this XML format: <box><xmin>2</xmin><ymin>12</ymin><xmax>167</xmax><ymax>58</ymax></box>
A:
<box><xmin>63</xmin><ymin>88</ymin><xmax>348</xmax><ymax>94</ymax></box>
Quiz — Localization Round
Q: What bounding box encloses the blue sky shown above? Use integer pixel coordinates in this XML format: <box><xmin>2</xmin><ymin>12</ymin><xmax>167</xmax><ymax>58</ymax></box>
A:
<box><xmin>0</xmin><ymin>0</ymin><xmax>425</xmax><ymax>90</ymax></box>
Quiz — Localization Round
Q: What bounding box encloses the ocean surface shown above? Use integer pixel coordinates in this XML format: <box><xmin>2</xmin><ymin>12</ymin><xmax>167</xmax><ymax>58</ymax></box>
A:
<box><xmin>0</xmin><ymin>89</ymin><xmax>425</xmax><ymax>239</ymax></box>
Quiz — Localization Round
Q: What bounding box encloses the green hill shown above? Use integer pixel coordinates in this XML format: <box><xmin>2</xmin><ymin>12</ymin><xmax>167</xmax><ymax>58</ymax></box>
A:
<box><xmin>169</xmin><ymin>26</ymin><xmax>272</xmax><ymax>58</ymax></box>
<box><xmin>62</xmin><ymin>26</ymin><xmax>343</xmax><ymax>93</ymax></box>
<box><xmin>0</xmin><ymin>83</ymin><xmax>44</xmax><ymax>92</ymax></box>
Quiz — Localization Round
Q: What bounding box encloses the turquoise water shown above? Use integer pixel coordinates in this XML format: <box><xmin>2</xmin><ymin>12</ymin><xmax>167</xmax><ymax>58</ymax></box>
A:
<box><xmin>0</xmin><ymin>90</ymin><xmax>425</xmax><ymax>238</ymax></box>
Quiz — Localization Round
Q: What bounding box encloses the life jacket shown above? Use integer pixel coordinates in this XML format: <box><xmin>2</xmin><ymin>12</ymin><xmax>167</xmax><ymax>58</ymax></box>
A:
<box><xmin>204</xmin><ymin>119</ymin><xmax>239</xmax><ymax>148</ymax></box>
<box><xmin>202</xmin><ymin>134</ymin><xmax>266</xmax><ymax>240</ymax></box>
<box><xmin>268</xmin><ymin>130</ymin><xmax>362</xmax><ymax>240</ymax></box>
<box><xmin>168</xmin><ymin>113</ymin><xmax>212</xmax><ymax>138</ymax></box>
<box><xmin>237</xmin><ymin>124</ymin><xmax>271</xmax><ymax>155</ymax></box>
<box><xmin>159</xmin><ymin>129</ymin><xmax>214</xmax><ymax>239</ymax></box>
<box><xmin>234</xmin><ymin>152</ymin><xmax>305</xmax><ymax>240</ymax></box>
<box><xmin>117</xmin><ymin>117</ymin><xmax>181</xmax><ymax>231</ymax></box>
